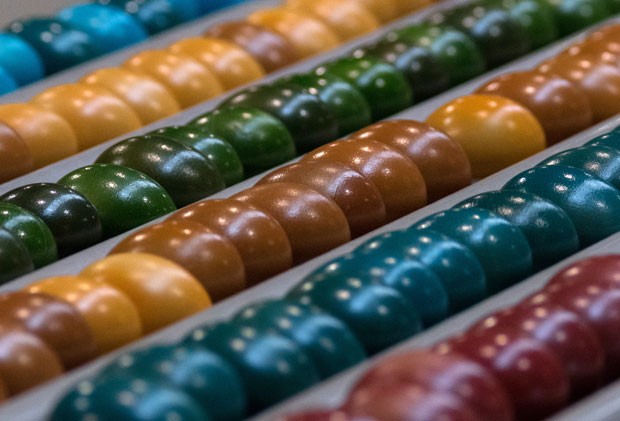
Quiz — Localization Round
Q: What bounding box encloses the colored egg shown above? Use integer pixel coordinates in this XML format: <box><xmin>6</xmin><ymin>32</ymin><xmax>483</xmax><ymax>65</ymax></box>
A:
<box><xmin>96</xmin><ymin>0</ymin><xmax>185</xmax><ymax>34</ymax></box>
<box><xmin>0</xmin><ymin>227</ymin><xmax>33</xmax><ymax>284</ymax></box>
<box><xmin>58</xmin><ymin>164</ymin><xmax>176</xmax><ymax>238</ymax></box>
<box><xmin>189</xmin><ymin>106</ymin><xmax>295</xmax><ymax>175</ymax></box>
<box><xmin>0</xmin><ymin>33</ymin><xmax>44</xmax><ymax>86</ymax></box>
<box><xmin>232</xmin><ymin>183</ymin><xmax>350</xmax><ymax>263</ymax></box>
<box><xmin>31</xmin><ymin>83</ymin><xmax>142</xmax><ymax>151</ymax></box>
<box><xmin>1</xmin><ymin>183</ymin><xmax>102</xmax><ymax>255</ymax></box>
<box><xmin>348</xmin><ymin>120</ymin><xmax>471</xmax><ymax>201</ymax></box>
<box><xmin>81</xmin><ymin>253</ymin><xmax>211</xmax><ymax>333</ymax></box>
<box><xmin>26</xmin><ymin>275</ymin><xmax>142</xmax><ymax>353</ymax></box>
<box><xmin>168</xmin><ymin>199</ymin><xmax>293</xmax><ymax>285</ymax></box>
<box><xmin>221</xmin><ymin>83</ymin><xmax>338</xmax><ymax>153</ymax></box>
<box><xmin>316</xmin><ymin>56</ymin><xmax>412</xmax><ymax>120</ymax></box>
<box><xmin>303</xmin><ymin>139</ymin><xmax>427</xmax><ymax>221</ymax></box>
<box><xmin>0</xmin><ymin>122</ymin><xmax>34</xmax><ymax>182</ymax></box>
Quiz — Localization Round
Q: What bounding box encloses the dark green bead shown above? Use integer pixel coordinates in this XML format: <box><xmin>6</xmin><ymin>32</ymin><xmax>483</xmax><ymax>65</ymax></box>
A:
<box><xmin>148</xmin><ymin>125</ymin><xmax>244</xmax><ymax>186</ymax></box>
<box><xmin>220</xmin><ymin>83</ymin><xmax>338</xmax><ymax>153</ymax></box>
<box><xmin>1</xmin><ymin>183</ymin><xmax>102</xmax><ymax>255</ymax></box>
<box><xmin>486</xmin><ymin>0</ymin><xmax>558</xmax><ymax>48</ymax></box>
<box><xmin>58</xmin><ymin>164</ymin><xmax>176</xmax><ymax>238</ymax></box>
<box><xmin>189</xmin><ymin>106</ymin><xmax>296</xmax><ymax>176</ymax></box>
<box><xmin>233</xmin><ymin>299</ymin><xmax>367</xmax><ymax>379</ymax></box>
<box><xmin>96</xmin><ymin>136</ymin><xmax>225</xmax><ymax>208</ymax></box>
<box><xmin>0</xmin><ymin>202</ymin><xmax>57</xmax><ymax>268</ymax></box>
<box><xmin>455</xmin><ymin>190</ymin><xmax>579</xmax><ymax>269</ymax></box>
<box><xmin>0</xmin><ymin>227</ymin><xmax>34</xmax><ymax>284</ymax></box>
<box><xmin>545</xmin><ymin>0</ymin><xmax>611</xmax><ymax>36</ymax></box>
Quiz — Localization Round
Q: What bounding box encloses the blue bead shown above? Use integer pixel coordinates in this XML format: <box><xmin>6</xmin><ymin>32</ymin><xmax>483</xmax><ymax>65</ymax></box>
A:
<box><xmin>0</xmin><ymin>66</ymin><xmax>17</xmax><ymax>95</ymax></box>
<box><xmin>0</xmin><ymin>33</ymin><xmax>44</xmax><ymax>86</ymax></box>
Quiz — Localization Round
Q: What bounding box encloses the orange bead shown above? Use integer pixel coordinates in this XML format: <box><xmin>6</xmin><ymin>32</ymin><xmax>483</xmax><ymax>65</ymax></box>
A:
<box><xmin>357</xmin><ymin>0</ymin><xmax>398</xmax><ymax>22</ymax></box>
<box><xmin>80</xmin><ymin>68</ymin><xmax>181</xmax><ymax>125</ymax></box>
<box><xmin>168</xmin><ymin>37</ymin><xmax>265</xmax><ymax>90</ymax></box>
<box><xmin>31</xmin><ymin>83</ymin><xmax>142</xmax><ymax>151</ymax></box>
<box><xmin>0</xmin><ymin>122</ymin><xmax>33</xmax><ymax>182</ymax></box>
<box><xmin>396</xmin><ymin>0</ymin><xmax>434</xmax><ymax>14</ymax></box>
<box><xmin>123</xmin><ymin>50</ymin><xmax>224</xmax><ymax>108</ymax></box>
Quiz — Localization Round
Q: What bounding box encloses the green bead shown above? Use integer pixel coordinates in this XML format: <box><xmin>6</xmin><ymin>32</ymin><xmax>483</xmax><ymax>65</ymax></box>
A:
<box><xmin>233</xmin><ymin>299</ymin><xmax>367</xmax><ymax>379</ymax></box>
<box><xmin>413</xmin><ymin>207</ymin><xmax>533</xmax><ymax>294</ymax></box>
<box><xmin>58</xmin><ymin>164</ymin><xmax>176</xmax><ymax>238</ymax></box>
<box><xmin>1</xmin><ymin>183</ymin><xmax>102</xmax><ymax>255</ymax></box>
<box><xmin>96</xmin><ymin>136</ymin><xmax>225</xmax><ymax>208</ymax></box>
<box><xmin>503</xmin><ymin>0</ymin><xmax>558</xmax><ymax>48</ymax></box>
<box><xmin>220</xmin><ymin>83</ymin><xmax>338</xmax><ymax>153</ymax></box>
<box><xmin>282</xmin><ymin>73</ymin><xmax>372</xmax><ymax>136</ymax></box>
<box><xmin>0</xmin><ymin>227</ymin><xmax>34</xmax><ymax>284</ymax></box>
<box><xmin>455</xmin><ymin>190</ymin><xmax>579</xmax><ymax>269</ymax></box>
<box><xmin>189</xmin><ymin>106</ymin><xmax>296</xmax><ymax>176</ymax></box>
<box><xmin>148</xmin><ymin>125</ymin><xmax>244</xmax><ymax>186</ymax></box>
<box><xmin>0</xmin><ymin>202</ymin><xmax>57</xmax><ymax>268</ymax></box>
<box><xmin>545</xmin><ymin>0</ymin><xmax>611</xmax><ymax>36</ymax></box>
<box><xmin>316</xmin><ymin>57</ymin><xmax>412</xmax><ymax>121</ymax></box>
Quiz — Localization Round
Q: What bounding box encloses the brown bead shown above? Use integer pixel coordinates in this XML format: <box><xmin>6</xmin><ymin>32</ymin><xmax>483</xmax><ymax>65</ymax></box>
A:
<box><xmin>0</xmin><ymin>292</ymin><xmax>97</xmax><ymax>368</ymax></box>
<box><xmin>204</xmin><ymin>21</ymin><xmax>299</xmax><ymax>73</ymax></box>
<box><xmin>0</xmin><ymin>376</ymin><xmax>7</xmax><ymax>402</ymax></box>
<box><xmin>0</xmin><ymin>122</ymin><xmax>34</xmax><ymax>182</ymax></box>
<box><xmin>348</xmin><ymin>120</ymin><xmax>471</xmax><ymax>201</ymax></box>
<box><xmin>257</xmin><ymin>161</ymin><xmax>386</xmax><ymax>237</ymax></box>
<box><xmin>303</xmin><ymin>139</ymin><xmax>427</xmax><ymax>221</ymax></box>
<box><xmin>232</xmin><ymin>183</ymin><xmax>351</xmax><ymax>264</ymax></box>
<box><xmin>476</xmin><ymin>71</ymin><xmax>594</xmax><ymax>145</ymax></box>
<box><xmin>110</xmin><ymin>220</ymin><xmax>246</xmax><ymax>302</ymax></box>
<box><xmin>168</xmin><ymin>199</ymin><xmax>293</xmax><ymax>285</ymax></box>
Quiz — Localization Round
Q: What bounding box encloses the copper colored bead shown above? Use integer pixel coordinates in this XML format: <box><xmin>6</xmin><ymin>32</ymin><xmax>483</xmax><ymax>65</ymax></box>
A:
<box><xmin>110</xmin><ymin>220</ymin><xmax>246</xmax><ymax>302</ymax></box>
<box><xmin>168</xmin><ymin>199</ymin><xmax>293</xmax><ymax>285</ymax></box>
<box><xmin>303</xmin><ymin>139</ymin><xmax>427</xmax><ymax>221</ymax></box>
<box><xmin>204</xmin><ymin>21</ymin><xmax>299</xmax><ymax>73</ymax></box>
<box><xmin>477</xmin><ymin>71</ymin><xmax>594</xmax><ymax>145</ymax></box>
<box><xmin>257</xmin><ymin>161</ymin><xmax>386</xmax><ymax>237</ymax></box>
<box><xmin>0</xmin><ymin>122</ymin><xmax>34</xmax><ymax>182</ymax></box>
<box><xmin>0</xmin><ymin>292</ymin><xmax>97</xmax><ymax>368</ymax></box>
<box><xmin>348</xmin><ymin>120</ymin><xmax>471</xmax><ymax>201</ymax></box>
<box><xmin>232</xmin><ymin>183</ymin><xmax>351</xmax><ymax>264</ymax></box>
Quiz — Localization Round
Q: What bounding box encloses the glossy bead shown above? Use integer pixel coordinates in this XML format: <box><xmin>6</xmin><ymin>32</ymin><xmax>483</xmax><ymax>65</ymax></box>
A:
<box><xmin>81</xmin><ymin>253</ymin><xmax>211</xmax><ymax>334</ymax></box>
<box><xmin>348</xmin><ymin>120</ymin><xmax>471</xmax><ymax>202</ymax></box>
<box><xmin>551</xmin><ymin>0</ymin><xmax>611</xmax><ymax>36</ymax></box>
<box><xmin>414</xmin><ymin>207</ymin><xmax>532</xmax><ymax>293</ymax></box>
<box><xmin>0</xmin><ymin>292</ymin><xmax>96</xmax><ymax>368</ymax></box>
<box><xmin>204</xmin><ymin>21</ymin><xmax>298</xmax><ymax>73</ymax></box>
<box><xmin>58</xmin><ymin>164</ymin><xmax>176</xmax><ymax>238</ymax></box>
<box><xmin>0</xmin><ymin>122</ymin><xmax>34</xmax><ymax>182</ymax></box>
<box><xmin>503</xmin><ymin>165</ymin><xmax>620</xmax><ymax>246</ymax></box>
<box><xmin>148</xmin><ymin>125</ymin><xmax>243</xmax><ymax>186</ymax></box>
<box><xmin>189</xmin><ymin>106</ymin><xmax>295</xmax><ymax>175</ymax></box>
<box><xmin>587</xmin><ymin>131</ymin><xmax>620</xmax><ymax>150</ymax></box>
<box><xmin>316</xmin><ymin>57</ymin><xmax>412</xmax><ymax>121</ymax></box>
<box><xmin>96</xmin><ymin>136</ymin><xmax>224</xmax><ymax>207</ymax></box>
<box><xmin>110</xmin><ymin>220</ymin><xmax>245</xmax><ymax>302</ymax></box>
<box><xmin>0</xmin><ymin>104</ymin><xmax>78</xmax><ymax>168</ymax></box>
<box><xmin>455</xmin><ymin>190</ymin><xmax>579</xmax><ymax>269</ymax></box>
<box><xmin>168</xmin><ymin>199</ymin><xmax>293</xmax><ymax>285</ymax></box>
<box><xmin>232</xmin><ymin>183</ymin><xmax>350</xmax><ymax>263</ymax></box>
<box><xmin>426</xmin><ymin>94</ymin><xmax>546</xmax><ymax>178</ymax></box>
<box><xmin>96</xmin><ymin>0</ymin><xmax>185</xmax><ymax>34</ymax></box>
<box><xmin>303</xmin><ymin>139</ymin><xmax>427</xmax><ymax>221</ymax></box>
<box><xmin>26</xmin><ymin>275</ymin><xmax>142</xmax><ymax>353</ymax></box>
<box><xmin>489</xmin><ymin>0</ymin><xmax>558</xmax><ymax>49</ymax></box>
<box><xmin>123</xmin><ymin>50</ymin><xmax>224</xmax><ymax>108</ymax></box>
<box><xmin>0</xmin><ymin>67</ymin><xmax>17</xmax><ymax>95</ymax></box>
<box><xmin>31</xmin><ymin>83</ymin><xmax>142</xmax><ymax>151</ymax></box>
<box><xmin>278</xmin><ymin>409</ymin><xmax>352</xmax><ymax>421</ymax></box>
<box><xmin>247</xmin><ymin>8</ymin><xmax>341</xmax><ymax>58</ymax></box>
<box><xmin>197</xmin><ymin>0</ymin><xmax>244</xmax><ymax>13</ymax></box>
<box><xmin>7</xmin><ymin>18</ymin><xmax>100</xmax><ymax>75</ymax></box>
<box><xmin>357</xmin><ymin>0</ymin><xmax>398</xmax><ymax>22</ymax></box>
<box><xmin>1</xmin><ymin>183</ymin><xmax>102</xmax><ymax>255</ymax></box>
<box><xmin>0</xmin><ymin>33</ymin><xmax>44</xmax><ymax>86</ymax></box>
<box><xmin>184</xmin><ymin>322</ymin><xmax>320</xmax><ymax>412</ymax></box>
<box><xmin>234</xmin><ymin>299</ymin><xmax>366</xmax><ymax>378</ymax></box>
<box><xmin>476</xmin><ymin>71</ymin><xmax>593</xmax><ymax>145</ymax></box>
<box><xmin>257</xmin><ymin>161</ymin><xmax>386</xmax><ymax>237</ymax></box>
<box><xmin>80</xmin><ymin>67</ymin><xmax>181</xmax><ymax>125</ymax></box>
<box><xmin>0</xmin><ymin>202</ymin><xmax>57</xmax><ymax>268</ymax></box>
<box><xmin>545</xmin><ymin>254</ymin><xmax>620</xmax><ymax>291</ymax></box>
<box><xmin>0</xmin><ymin>227</ymin><xmax>33</xmax><ymax>284</ymax></box>
<box><xmin>221</xmin><ymin>83</ymin><xmax>338</xmax><ymax>153</ymax></box>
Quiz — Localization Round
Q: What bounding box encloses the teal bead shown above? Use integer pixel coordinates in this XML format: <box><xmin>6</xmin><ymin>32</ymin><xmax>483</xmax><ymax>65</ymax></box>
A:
<box><xmin>102</xmin><ymin>344</ymin><xmax>246</xmax><ymax>421</ymax></box>
<box><xmin>288</xmin><ymin>261</ymin><xmax>423</xmax><ymax>355</ymax></box>
<box><xmin>586</xmin><ymin>131</ymin><xmax>620</xmax><ymax>150</ymax></box>
<box><xmin>58</xmin><ymin>164</ymin><xmax>176</xmax><ymax>238</ymax></box>
<box><xmin>503</xmin><ymin>165</ymin><xmax>620</xmax><ymax>247</ymax></box>
<box><xmin>50</xmin><ymin>377</ymin><xmax>209</xmax><ymax>421</ymax></box>
<box><xmin>0</xmin><ymin>227</ymin><xmax>34</xmax><ymax>284</ymax></box>
<box><xmin>455</xmin><ymin>190</ymin><xmax>579</xmax><ymax>269</ymax></box>
<box><xmin>0</xmin><ymin>202</ymin><xmax>57</xmax><ymax>268</ymax></box>
<box><xmin>183</xmin><ymin>322</ymin><xmax>320</xmax><ymax>413</ymax></box>
<box><xmin>148</xmin><ymin>125</ymin><xmax>244</xmax><ymax>186</ymax></box>
<box><xmin>538</xmin><ymin>145</ymin><xmax>620</xmax><ymax>190</ymax></box>
<box><xmin>356</xmin><ymin>228</ymin><xmax>487</xmax><ymax>312</ymax></box>
<box><xmin>413</xmin><ymin>208</ymin><xmax>533</xmax><ymax>294</ymax></box>
<box><xmin>233</xmin><ymin>299</ymin><xmax>366</xmax><ymax>379</ymax></box>
<box><xmin>96</xmin><ymin>136</ymin><xmax>225</xmax><ymax>208</ymax></box>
